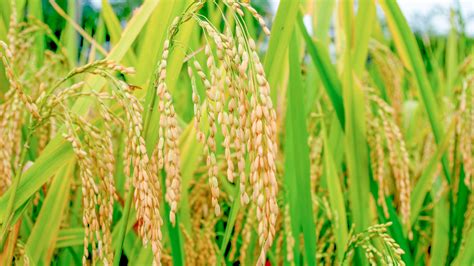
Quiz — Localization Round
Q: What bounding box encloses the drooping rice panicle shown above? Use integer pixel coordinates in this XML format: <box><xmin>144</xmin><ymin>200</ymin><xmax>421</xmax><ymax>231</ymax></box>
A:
<box><xmin>154</xmin><ymin>39</ymin><xmax>182</xmax><ymax>226</ymax></box>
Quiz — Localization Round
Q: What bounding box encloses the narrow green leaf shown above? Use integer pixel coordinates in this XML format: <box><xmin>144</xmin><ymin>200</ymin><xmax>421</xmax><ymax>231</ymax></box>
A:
<box><xmin>352</xmin><ymin>0</ymin><xmax>375</xmax><ymax>74</ymax></box>
<box><xmin>410</xmin><ymin>118</ymin><xmax>455</xmax><ymax>226</ymax></box>
<box><xmin>55</xmin><ymin>228</ymin><xmax>84</xmax><ymax>248</ymax></box>
<box><xmin>101</xmin><ymin>0</ymin><xmax>137</xmax><ymax>66</ymax></box>
<box><xmin>0</xmin><ymin>138</ymin><xmax>71</xmax><ymax>222</ymax></box>
<box><xmin>64</xmin><ymin>0</ymin><xmax>78</xmax><ymax>66</ymax></box>
<box><xmin>284</xmin><ymin>31</ymin><xmax>317</xmax><ymax>265</ymax></box>
<box><xmin>452</xmin><ymin>225</ymin><xmax>474</xmax><ymax>265</ymax></box>
<box><xmin>178</xmin><ymin>113</ymin><xmax>206</xmax><ymax>231</ymax></box>
<box><xmin>322</xmin><ymin>123</ymin><xmax>348</xmax><ymax>261</ymax></box>
<box><xmin>445</xmin><ymin>11</ymin><xmax>458</xmax><ymax>96</ymax></box>
<box><xmin>340</xmin><ymin>0</ymin><xmax>372</xmax><ymax>235</ymax></box>
<box><xmin>297</xmin><ymin>13</ymin><xmax>345</xmax><ymax>128</ymax></box>
<box><xmin>265</xmin><ymin>0</ymin><xmax>299</xmax><ymax>102</ymax></box>
<box><xmin>28</xmin><ymin>0</ymin><xmax>45</xmax><ymax>66</ymax></box>
<box><xmin>379</xmin><ymin>0</ymin><xmax>451</xmax><ymax>183</ymax></box>
<box><xmin>26</xmin><ymin>162</ymin><xmax>74</xmax><ymax>264</ymax></box>
<box><xmin>312</xmin><ymin>0</ymin><xmax>335</xmax><ymax>45</ymax></box>
<box><xmin>218</xmin><ymin>191</ymin><xmax>240</xmax><ymax>264</ymax></box>
<box><xmin>143</xmin><ymin>0</ymin><xmax>196</xmax><ymax>152</ymax></box>
<box><xmin>430</xmin><ymin>179</ymin><xmax>449</xmax><ymax>266</ymax></box>
<box><xmin>134</xmin><ymin>0</ymin><xmax>186</xmax><ymax>87</ymax></box>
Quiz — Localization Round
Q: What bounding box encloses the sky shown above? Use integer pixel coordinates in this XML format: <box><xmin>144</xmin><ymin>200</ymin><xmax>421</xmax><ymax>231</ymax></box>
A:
<box><xmin>270</xmin><ymin>0</ymin><xmax>474</xmax><ymax>36</ymax></box>
<box><xmin>397</xmin><ymin>0</ymin><xmax>474</xmax><ymax>35</ymax></box>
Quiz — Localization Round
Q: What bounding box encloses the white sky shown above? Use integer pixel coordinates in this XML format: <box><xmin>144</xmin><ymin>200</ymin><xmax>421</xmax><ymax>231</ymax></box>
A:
<box><xmin>397</xmin><ymin>0</ymin><xmax>474</xmax><ymax>35</ymax></box>
<box><xmin>271</xmin><ymin>0</ymin><xmax>474</xmax><ymax>35</ymax></box>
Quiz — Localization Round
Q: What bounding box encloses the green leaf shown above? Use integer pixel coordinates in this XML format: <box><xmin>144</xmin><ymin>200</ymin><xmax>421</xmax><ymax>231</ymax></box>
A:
<box><xmin>452</xmin><ymin>224</ymin><xmax>474</xmax><ymax>265</ymax></box>
<box><xmin>410</xmin><ymin>119</ymin><xmax>455</xmax><ymax>227</ymax></box>
<box><xmin>26</xmin><ymin>162</ymin><xmax>74</xmax><ymax>264</ymax></box>
<box><xmin>143</xmin><ymin>0</ymin><xmax>196</xmax><ymax>152</ymax></box>
<box><xmin>28</xmin><ymin>0</ymin><xmax>45</xmax><ymax>66</ymax></box>
<box><xmin>352</xmin><ymin>0</ymin><xmax>375</xmax><ymax>74</ymax></box>
<box><xmin>134</xmin><ymin>0</ymin><xmax>187</xmax><ymax>87</ymax></box>
<box><xmin>322</xmin><ymin>123</ymin><xmax>348</xmax><ymax>261</ymax></box>
<box><xmin>265</xmin><ymin>0</ymin><xmax>299</xmax><ymax>102</ymax></box>
<box><xmin>379</xmin><ymin>0</ymin><xmax>451</xmax><ymax>183</ymax></box>
<box><xmin>101</xmin><ymin>0</ymin><xmax>138</xmax><ymax>66</ymax></box>
<box><xmin>218</xmin><ymin>190</ymin><xmax>240</xmax><ymax>264</ymax></box>
<box><xmin>64</xmin><ymin>0</ymin><xmax>78</xmax><ymax>66</ymax></box>
<box><xmin>0</xmin><ymin>138</ymin><xmax>72</xmax><ymax>222</ymax></box>
<box><xmin>430</xmin><ymin>178</ymin><xmax>449</xmax><ymax>266</ymax></box>
<box><xmin>297</xmin><ymin>14</ymin><xmax>345</xmax><ymax>128</ymax></box>
<box><xmin>55</xmin><ymin>228</ymin><xmax>84</xmax><ymax>248</ymax></box>
<box><xmin>340</xmin><ymin>0</ymin><xmax>372</xmax><ymax>235</ymax></box>
<box><xmin>284</xmin><ymin>31</ymin><xmax>317</xmax><ymax>265</ymax></box>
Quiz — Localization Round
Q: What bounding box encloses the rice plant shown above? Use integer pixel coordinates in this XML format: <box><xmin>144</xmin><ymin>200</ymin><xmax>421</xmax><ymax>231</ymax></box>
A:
<box><xmin>0</xmin><ymin>0</ymin><xmax>473</xmax><ymax>265</ymax></box>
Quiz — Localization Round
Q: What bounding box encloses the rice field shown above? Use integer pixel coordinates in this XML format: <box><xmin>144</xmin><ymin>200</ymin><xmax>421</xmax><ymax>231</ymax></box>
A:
<box><xmin>0</xmin><ymin>0</ymin><xmax>473</xmax><ymax>265</ymax></box>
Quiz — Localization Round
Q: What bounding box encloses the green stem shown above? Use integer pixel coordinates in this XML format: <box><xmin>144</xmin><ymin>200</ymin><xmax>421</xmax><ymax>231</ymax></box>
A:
<box><xmin>113</xmin><ymin>185</ymin><xmax>134</xmax><ymax>266</ymax></box>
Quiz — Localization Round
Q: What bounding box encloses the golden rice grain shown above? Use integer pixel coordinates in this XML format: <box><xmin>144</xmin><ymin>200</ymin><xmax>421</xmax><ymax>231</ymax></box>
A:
<box><xmin>154</xmin><ymin>39</ymin><xmax>182</xmax><ymax>225</ymax></box>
